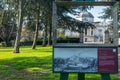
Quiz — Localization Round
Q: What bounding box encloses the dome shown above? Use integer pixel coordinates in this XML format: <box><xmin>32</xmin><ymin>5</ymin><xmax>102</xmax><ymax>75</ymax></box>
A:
<box><xmin>78</xmin><ymin>11</ymin><xmax>94</xmax><ymax>18</ymax></box>
<box><xmin>76</xmin><ymin>11</ymin><xmax>94</xmax><ymax>22</ymax></box>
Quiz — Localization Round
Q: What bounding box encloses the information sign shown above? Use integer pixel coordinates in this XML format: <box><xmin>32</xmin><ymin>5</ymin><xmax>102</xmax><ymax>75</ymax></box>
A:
<box><xmin>53</xmin><ymin>47</ymin><xmax>118</xmax><ymax>73</ymax></box>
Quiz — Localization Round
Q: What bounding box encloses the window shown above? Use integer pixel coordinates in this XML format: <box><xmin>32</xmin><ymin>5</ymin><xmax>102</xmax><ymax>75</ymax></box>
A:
<box><xmin>85</xmin><ymin>38</ymin><xmax>87</xmax><ymax>42</ymax></box>
<box><xmin>98</xmin><ymin>29</ymin><xmax>102</xmax><ymax>32</ymax></box>
<box><xmin>85</xmin><ymin>28</ymin><xmax>87</xmax><ymax>35</ymax></box>
<box><xmin>91</xmin><ymin>30</ymin><xmax>93</xmax><ymax>35</ymax></box>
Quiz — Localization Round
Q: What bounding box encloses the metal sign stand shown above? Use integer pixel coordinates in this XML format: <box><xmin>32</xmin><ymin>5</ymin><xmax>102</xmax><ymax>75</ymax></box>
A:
<box><xmin>52</xmin><ymin>1</ymin><xmax>118</xmax><ymax>80</ymax></box>
<box><xmin>101</xmin><ymin>73</ymin><xmax>110</xmax><ymax>80</ymax></box>
<box><xmin>60</xmin><ymin>73</ymin><xmax>85</xmax><ymax>80</ymax></box>
<box><xmin>60</xmin><ymin>73</ymin><xmax>69</xmax><ymax>80</ymax></box>
<box><xmin>60</xmin><ymin>73</ymin><xmax>110</xmax><ymax>80</ymax></box>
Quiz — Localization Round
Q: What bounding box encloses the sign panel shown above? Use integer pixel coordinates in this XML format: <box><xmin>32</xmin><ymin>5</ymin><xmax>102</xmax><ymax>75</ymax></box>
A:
<box><xmin>98</xmin><ymin>48</ymin><xmax>117</xmax><ymax>72</ymax></box>
<box><xmin>53</xmin><ymin>47</ymin><xmax>117</xmax><ymax>73</ymax></box>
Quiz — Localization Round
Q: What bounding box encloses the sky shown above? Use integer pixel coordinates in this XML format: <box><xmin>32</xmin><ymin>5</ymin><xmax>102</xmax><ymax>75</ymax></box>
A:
<box><xmin>88</xmin><ymin>6</ymin><xmax>109</xmax><ymax>22</ymax></box>
<box><xmin>54</xmin><ymin>48</ymin><xmax>98</xmax><ymax>58</ymax></box>
<box><xmin>67</xmin><ymin>6</ymin><xmax>110</xmax><ymax>22</ymax></box>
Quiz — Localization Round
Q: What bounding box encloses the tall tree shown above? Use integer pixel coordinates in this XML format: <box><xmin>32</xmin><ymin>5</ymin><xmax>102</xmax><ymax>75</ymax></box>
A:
<box><xmin>42</xmin><ymin>0</ymin><xmax>53</xmax><ymax>46</ymax></box>
<box><xmin>13</xmin><ymin>0</ymin><xmax>24</xmax><ymax>53</ymax></box>
<box><xmin>13</xmin><ymin>0</ymin><xmax>33</xmax><ymax>53</ymax></box>
<box><xmin>0</xmin><ymin>23</ymin><xmax>17</xmax><ymax>46</ymax></box>
<box><xmin>32</xmin><ymin>0</ymin><xmax>41</xmax><ymax>49</ymax></box>
<box><xmin>42</xmin><ymin>24</ymin><xmax>47</xmax><ymax>46</ymax></box>
<box><xmin>47</xmin><ymin>21</ymin><xmax>52</xmax><ymax>45</ymax></box>
<box><xmin>22</xmin><ymin>0</ymin><xmax>53</xmax><ymax>47</ymax></box>
<box><xmin>46</xmin><ymin>1</ymin><xmax>52</xmax><ymax>45</ymax></box>
<box><xmin>0</xmin><ymin>0</ymin><xmax>17</xmax><ymax>46</ymax></box>
<box><xmin>57</xmin><ymin>5</ymin><xmax>94</xmax><ymax>43</ymax></box>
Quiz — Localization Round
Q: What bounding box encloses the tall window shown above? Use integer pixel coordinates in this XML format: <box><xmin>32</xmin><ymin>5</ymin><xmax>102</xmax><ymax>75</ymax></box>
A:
<box><xmin>85</xmin><ymin>38</ymin><xmax>87</xmax><ymax>42</ymax></box>
<box><xmin>85</xmin><ymin>28</ymin><xmax>87</xmax><ymax>35</ymax></box>
<box><xmin>91</xmin><ymin>30</ymin><xmax>93</xmax><ymax>35</ymax></box>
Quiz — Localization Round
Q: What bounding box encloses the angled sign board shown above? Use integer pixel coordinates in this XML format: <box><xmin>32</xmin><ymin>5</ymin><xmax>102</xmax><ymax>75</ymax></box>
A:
<box><xmin>52</xmin><ymin>1</ymin><xmax>118</xmax><ymax>73</ymax></box>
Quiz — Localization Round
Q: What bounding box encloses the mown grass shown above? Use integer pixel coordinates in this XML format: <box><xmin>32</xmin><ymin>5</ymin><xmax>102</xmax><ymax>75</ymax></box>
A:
<box><xmin>0</xmin><ymin>46</ymin><xmax>119</xmax><ymax>80</ymax></box>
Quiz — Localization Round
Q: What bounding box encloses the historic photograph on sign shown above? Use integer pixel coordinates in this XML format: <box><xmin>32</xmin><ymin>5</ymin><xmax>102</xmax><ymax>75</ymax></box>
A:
<box><xmin>54</xmin><ymin>48</ymin><xmax>98</xmax><ymax>72</ymax></box>
<box><xmin>56</xmin><ymin>5</ymin><xmax>114</xmax><ymax>44</ymax></box>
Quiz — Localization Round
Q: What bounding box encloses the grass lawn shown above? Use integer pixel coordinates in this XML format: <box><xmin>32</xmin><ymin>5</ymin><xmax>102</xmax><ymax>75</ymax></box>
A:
<box><xmin>0</xmin><ymin>46</ymin><xmax>119</xmax><ymax>80</ymax></box>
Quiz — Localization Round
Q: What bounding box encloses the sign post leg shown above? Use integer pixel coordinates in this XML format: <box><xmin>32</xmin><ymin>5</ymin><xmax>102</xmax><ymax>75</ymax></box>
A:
<box><xmin>101</xmin><ymin>73</ymin><xmax>111</xmax><ymax>80</ymax></box>
<box><xmin>60</xmin><ymin>73</ymin><xmax>69</xmax><ymax>80</ymax></box>
<box><xmin>78</xmin><ymin>73</ymin><xmax>85</xmax><ymax>80</ymax></box>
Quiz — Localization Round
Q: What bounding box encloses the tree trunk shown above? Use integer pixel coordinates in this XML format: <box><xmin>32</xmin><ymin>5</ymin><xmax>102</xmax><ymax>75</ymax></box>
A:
<box><xmin>4</xmin><ymin>40</ymin><xmax>10</xmax><ymax>47</ymax></box>
<box><xmin>13</xmin><ymin>0</ymin><xmax>23</xmax><ymax>53</ymax></box>
<box><xmin>32</xmin><ymin>19</ymin><xmax>39</xmax><ymax>49</ymax></box>
<box><xmin>32</xmin><ymin>2</ymin><xmax>40</xmax><ymax>49</ymax></box>
<box><xmin>42</xmin><ymin>25</ymin><xmax>47</xmax><ymax>47</ymax></box>
<box><xmin>47</xmin><ymin>22</ymin><xmax>52</xmax><ymax>45</ymax></box>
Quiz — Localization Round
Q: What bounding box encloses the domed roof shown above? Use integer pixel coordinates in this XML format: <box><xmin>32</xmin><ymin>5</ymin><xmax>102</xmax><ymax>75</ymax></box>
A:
<box><xmin>78</xmin><ymin>11</ymin><xmax>94</xmax><ymax>18</ymax></box>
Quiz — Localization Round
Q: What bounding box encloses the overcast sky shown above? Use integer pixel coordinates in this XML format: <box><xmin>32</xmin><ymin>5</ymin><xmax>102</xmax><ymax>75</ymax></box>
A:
<box><xmin>67</xmin><ymin>6</ymin><xmax>111</xmax><ymax>22</ymax></box>
<box><xmin>88</xmin><ymin>6</ymin><xmax>109</xmax><ymax>22</ymax></box>
<box><xmin>54</xmin><ymin>48</ymin><xmax>98</xmax><ymax>58</ymax></box>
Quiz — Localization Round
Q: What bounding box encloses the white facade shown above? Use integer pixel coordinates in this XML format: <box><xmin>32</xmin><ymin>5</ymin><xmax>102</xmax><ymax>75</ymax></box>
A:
<box><xmin>65</xmin><ymin>11</ymin><xmax>106</xmax><ymax>44</ymax></box>
<box><xmin>84</xmin><ymin>23</ymin><xmax>106</xmax><ymax>43</ymax></box>
<box><xmin>65</xmin><ymin>29</ymin><xmax>80</xmax><ymax>38</ymax></box>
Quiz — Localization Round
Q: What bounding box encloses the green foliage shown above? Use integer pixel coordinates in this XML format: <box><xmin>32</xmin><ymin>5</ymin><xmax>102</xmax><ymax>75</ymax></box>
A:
<box><xmin>25</xmin><ymin>20</ymin><xmax>36</xmax><ymax>31</ymax></box>
<box><xmin>0</xmin><ymin>42</ymin><xmax>7</xmax><ymax>47</ymax></box>
<box><xmin>0</xmin><ymin>23</ymin><xmax>17</xmax><ymax>46</ymax></box>
<box><xmin>20</xmin><ymin>41</ymin><xmax>44</xmax><ymax>46</ymax></box>
<box><xmin>0</xmin><ymin>46</ymin><xmax>119</xmax><ymax>80</ymax></box>
<box><xmin>57</xmin><ymin>38</ymin><xmax>79</xmax><ymax>43</ymax></box>
<box><xmin>99</xmin><ymin>6</ymin><xmax>113</xmax><ymax>20</ymax></box>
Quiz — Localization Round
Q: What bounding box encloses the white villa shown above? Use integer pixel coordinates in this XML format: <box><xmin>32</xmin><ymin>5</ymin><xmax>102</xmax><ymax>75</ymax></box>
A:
<box><xmin>65</xmin><ymin>10</ymin><xmax>107</xmax><ymax>44</ymax></box>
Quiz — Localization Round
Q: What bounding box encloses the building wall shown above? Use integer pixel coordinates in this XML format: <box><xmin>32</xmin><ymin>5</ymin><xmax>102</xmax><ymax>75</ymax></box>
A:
<box><xmin>65</xmin><ymin>23</ymin><xmax>106</xmax><ymax>44</ymax></box>
<box><xmin>76</xmin><ymin>17</ymin><xmax>94</xmax><ymax>23</ymax></box>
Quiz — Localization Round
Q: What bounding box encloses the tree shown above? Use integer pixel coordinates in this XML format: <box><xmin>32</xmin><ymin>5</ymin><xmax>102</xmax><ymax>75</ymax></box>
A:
<box><xmin>42</xmin><ymin>24</ymin><xmax>47</xmax><ymax>46</ymax></box>
<box><xmin>75</xmin><ymin>21</ymin><xmax>95</xmax><ymax>43</ymax></box>
<box><xmin>47</xmin><ymin>21</ymin><xmax>52</xmax><ymax>45</ymax></box>
<box><xmin>99</xmin><ymin>7</ymin><xmax>112</xmax><ymax>20</ymax></box>
<box><xmin>0</xmin><ymin>0</ymin><xmax>17</xmax><ymax>46</ymax></box>
<box><xmin>25</xmin><ymin>0</ymin><xmax>51</xmax><ymax>48</ymax></box>
<box><xmin>41</xmin><ymin>0</ymin><xmax>53</xmax><ymax>46</ymax></box>
<box><xmin>57</xmin><ymin>5</ymin><xmax>95</xmax><ymax>43</ymax></box>
<box><xmin>46</xmin><ymin>1</ymin><xmax>52</xmax><ymax>46</ymax></box>
<box><xmin>21</xmin><ymin>0</ymin><xmax>53</xmax><ymax>48</ymax></box>
<box><xmin>99</xmin><ymin>2</ymin><xmax>120</xmax><ymax>28</ymax></box>
<box><xmin>13</xmin><ymin>0</ymin><xmax>36</xmax><ymax>53</ymax></box>
<box><xmin>0</xmin><ymin>22</ymin><xmax>17</xmax><ymax>46</ymax></box>
<box><xmin>13</xmin><ymin>0</ymin><xmax>24</xmax><ymax>53</ymax></box>
<box><xmin>62</xmin><ymin>16</ymin><xmax>95</xmax><ymax>43</ymax></box>
<box><xmin>31</xmin><ymin>0</ymin><xmax>41</xmax><ymax>49</ymax></box>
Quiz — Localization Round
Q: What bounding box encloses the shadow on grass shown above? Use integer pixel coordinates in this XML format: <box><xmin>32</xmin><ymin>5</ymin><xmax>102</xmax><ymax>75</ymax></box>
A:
<box><xmin>0</xmin><ymin>56</ymin><xmax>59</xmax><ymax>80</ymax></box>
<box><xmin>0</xmin><ymin>56</ymin><xmax>52</xmax><ymax>70</ymax></box>
<box><xmin>0</xmin><ymin>56</ymin><xmax>118</xmax><ymax>80</ymax></box>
